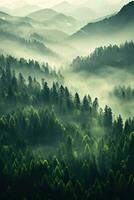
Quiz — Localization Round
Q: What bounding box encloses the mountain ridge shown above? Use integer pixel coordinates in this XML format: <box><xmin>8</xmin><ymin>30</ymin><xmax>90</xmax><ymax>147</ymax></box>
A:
<box><xmin>52</xmin><ymin>0</ymin><xmax>96</xmax><ymax>21</ymax></box>
<box><xmin>70</xmin><ymin>1</ymin><xmax>134</xmax><ymax>40</ymax></box>
<box><xmin>27</xmin><ymin>8</ymin><xmax>58</xmax><ymax>21</ymax></box>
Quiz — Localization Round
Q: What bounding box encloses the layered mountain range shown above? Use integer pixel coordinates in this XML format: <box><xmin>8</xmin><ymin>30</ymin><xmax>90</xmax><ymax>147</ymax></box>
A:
<box><xmin>0</xmin><ymin>1</ymin><xmax>133</xmax><ymax>65</ymax></box>
<box><xmin>71</xmin><ymin>1</ymin><xmax>134</xmax><ymax>41</ymax></box>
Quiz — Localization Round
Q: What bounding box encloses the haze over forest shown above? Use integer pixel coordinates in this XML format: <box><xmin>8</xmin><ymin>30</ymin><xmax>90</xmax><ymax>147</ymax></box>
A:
<box><xmin>0</xmin><ymin>1</ymin><xmax>134</xmax><ymax>199</ymax></box>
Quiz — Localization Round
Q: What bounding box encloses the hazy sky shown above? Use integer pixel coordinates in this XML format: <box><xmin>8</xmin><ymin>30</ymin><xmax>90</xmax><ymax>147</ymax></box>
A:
<box><xmin>0</xmin><ymin>0</ymin><xmax>130</xmax><ymax>9</ymax></box>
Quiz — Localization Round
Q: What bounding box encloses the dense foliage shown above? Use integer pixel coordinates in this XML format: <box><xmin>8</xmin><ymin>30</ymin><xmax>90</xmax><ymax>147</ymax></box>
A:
<box><xmin>0</xmin><ymin>55</ymin><xmax>63</xmax><ymax>82</ymax></box>
<box><xmin>0</xmin><ymin>60</ymin><xmax>134</xmax><ymax>200</ymax></box>
<box><xmin>71</xmin><ymin>42</ymin><xmax>134</xmax><ymax>72</ymax></box>
<box><xmin>112</xmin><ymin>86</ymin><xmax>134</xmax><ymax>101</ymax></box>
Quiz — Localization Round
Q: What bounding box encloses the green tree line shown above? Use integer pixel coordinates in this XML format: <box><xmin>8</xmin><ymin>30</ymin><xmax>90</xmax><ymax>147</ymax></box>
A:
<box><xmin>0</xmin><ymin>59</ymin><xmax>134</xmax><ymax>199</ymax></box>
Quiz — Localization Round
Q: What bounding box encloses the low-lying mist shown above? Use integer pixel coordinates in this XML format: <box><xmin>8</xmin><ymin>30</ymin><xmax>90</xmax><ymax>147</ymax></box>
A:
<box><xmin>63</xmin><ymin>68</ymin><xmax>134</xmax><ymax>119</ymax></box>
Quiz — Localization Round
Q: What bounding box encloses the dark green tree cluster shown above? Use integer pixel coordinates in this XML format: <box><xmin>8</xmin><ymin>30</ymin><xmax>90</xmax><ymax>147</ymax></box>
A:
<box><xmin>0</xmin><ymin>61</ymin><xmax>134</xmax><ymax>199</ymax></box>
<box><xmin>0</xmin><ymin>63</ymin><xmax>98</xmax><ymax>117</ymax></box>
<box><xmin>0</xmin><ymin>128</ymin><xmax>134</xmax><ymax>200</ymax></box>
<box><xmin>113</xmin><ymin>86</ymin><xmax>134</xmax><ymax>101</ymax></box>
<box><xmin>0</xmin><ymin>54</ymin><xmax>63</xmax><ymax>82</ymax></box>
<box><xmin>71</xmin><ymin>41</ymin><xmax>134</xmax><ymax>72</ymax></box>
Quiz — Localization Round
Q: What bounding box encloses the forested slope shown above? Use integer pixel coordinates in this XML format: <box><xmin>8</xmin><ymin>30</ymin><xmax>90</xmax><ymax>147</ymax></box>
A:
<box><xmin>71</xmin><ymin>42</ymin><xmax>134</xmax><ymax>73</ymax></box>
<box><xmin>0</xmin><ymin>58</ymin><xmax>134</xmax><ymax>200</ymax></box>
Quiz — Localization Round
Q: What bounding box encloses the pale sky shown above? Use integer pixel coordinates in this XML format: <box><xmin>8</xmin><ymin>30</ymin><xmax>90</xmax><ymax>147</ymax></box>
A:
<box><xmin>0</xmin><ymin>0</ymin><xmax>130</xmax><ymax>9</ymax></box>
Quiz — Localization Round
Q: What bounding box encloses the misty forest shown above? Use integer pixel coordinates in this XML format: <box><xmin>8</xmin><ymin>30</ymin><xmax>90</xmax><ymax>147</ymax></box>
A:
<box><xmin>0</xmin><ymin>1</ymin><xmax>134</xmax><ymax>200</ymax></box>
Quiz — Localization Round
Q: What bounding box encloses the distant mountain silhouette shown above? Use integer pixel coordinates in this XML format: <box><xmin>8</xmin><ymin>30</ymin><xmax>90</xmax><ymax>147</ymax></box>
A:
<box><xmin>0</xmin><ymin>11</ymin><xmax>10</xmax><ymax>20</ymax></box>
<box><xmin>28</xmin><ymin>9</ymin><xmax>58</xmax><ymax>21</ymax></box>
<box><xmin>28</xmin><ymin>8</ymin><xmax>82</xmax><ymax>34</ymax></box>
<box><xmin>70</xmin><ymin>1</ymin><xmax>134</xmax><ymax>40</ymax></box>
<box><xmin>52</xmin><ymin>1</ymin><xmax>96</xmax><ymax>21</ymax></box>
<box><xmin>118</xmin><ymin>1</ymin><xmax>134</xmax><ymax>17</ymax></box>
<box><xmin>0</xmin><ymin>12</ymin><xmax>60</xmax><ymax>63</ymax></box>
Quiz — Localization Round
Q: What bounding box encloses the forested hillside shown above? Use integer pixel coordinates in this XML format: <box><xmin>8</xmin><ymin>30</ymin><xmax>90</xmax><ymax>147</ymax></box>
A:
<box><xmin>112</xmin><ymin>86</ymin><xmax>134</xmax><ymax>101</ymax></box>
<box><xmin>0</xmin><ymin>1</ymin><xmax>134</xmax><ymax>200</ymax></box>
<box><xmin>71</xmin><ymin>42</ymin><xmax>134</xmax><ymax>72</ymax></box>
<box><xmin>0</xmin><ymin>58</ymin><xmax>134</xmax><ymax>200</ymax></box>
<box><xmin>0</xmin><ymin>55</ymin><xmax>63</xmax><ymax>84</ymax></box>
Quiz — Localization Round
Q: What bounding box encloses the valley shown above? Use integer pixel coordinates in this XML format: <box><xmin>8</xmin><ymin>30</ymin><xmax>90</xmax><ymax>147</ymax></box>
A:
<box><xmin>0</xmin><ymin>1</ymin><xmax>134</xmax><ymax>200</ymax></box>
